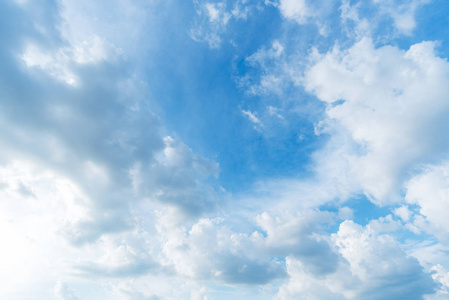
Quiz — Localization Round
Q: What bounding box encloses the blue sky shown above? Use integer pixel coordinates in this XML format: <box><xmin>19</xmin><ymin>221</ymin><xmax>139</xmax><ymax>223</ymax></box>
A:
<box><xmin>2</xmin><ymin>0</ymin><xmax>449</xmax><ymax>299</ymax></box>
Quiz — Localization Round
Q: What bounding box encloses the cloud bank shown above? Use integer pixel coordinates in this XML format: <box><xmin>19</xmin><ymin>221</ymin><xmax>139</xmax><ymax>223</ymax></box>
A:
<box><xmin>1</xmin><ymin>0</ymin><xmax>449</xmax><ymax>299</ymax></box>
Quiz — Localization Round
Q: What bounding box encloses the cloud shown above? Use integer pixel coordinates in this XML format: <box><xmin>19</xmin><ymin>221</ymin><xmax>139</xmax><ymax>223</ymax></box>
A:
<box><xmin>156</xmin><ymin>213</ymin><xmax>286</xmax><ymax>285</ymax></box>
<box><xmin>254</xmin><ymin>210</ymin><xmax>340</xmax><ymax>275</ymax></box>
<box><xmin>334</xmin><ymin>220</ymin><xmax>435</xmax><ymax>299</ymax></box>
<box><xmin>240</xmin><ymin>40</ymin><xmax>289</xmax><ymax>96</ymax></box>
<box><xmin>54</xmin><ymin>282</ymin><xmax>79</xmax><ymax>300</ymax></box>
<box><xmin>276</xmin><ymin>257</ymin><xmax>347</xmax><ymax>300</ymax></box>
<box><xmin>339</xmin><ymin>0</ymin><xmax>372</xmax><ymax>38</ymax></box>
<box><xmin>372</xmin><ymin>0</ymin><xmax>430</xmax><ymax>35</ymax></box>
<box><xmin>108</xmin><ymin>280</ymin><xmax>162</xmax><ymax>300</ymax></box>
<box><xmin>0</xmin><ymin>0</ymin><xmax>222</xmax><ymax>297</ymax></box>
<box><xmin>131</xmin><ymin>136</ymin><xmax>220</xmax><ymax>217</ymax></box>
<box><xmin>190</xmin><ymin>1</ymin><xmax>230</xmax><ymax>48</ymax></box>
<box><xmin>72</xmin><ymin>231</ymin><xmax>158</xmax><ymax>278</ymax></box>
<box><xmin>0</xmin><ymin>0</ymin><xmax>221</xmax><ymax>250</ymax></box>
<box><xmin>190</xmin><ymin>0</ymin><xmax>260</xmax><ymax>48</ymax></box>
<box><xmin>277</xmin><ymin>0</ymin><xmax>309</xmax><ymax>24</ymax></box>
<box><xmin>405</xmin><ymin>162</ymin><xmax>449</xmax><ymax>242</ymax></box>
<box><xmin>1</xmin><ymin>0</ymin><xmax>448</xmax><ymax>299</ymax></box>
<box><xmin>21</xmin><ymin>35</ymin><xmax>121</xmax><ymax>86</ymax></box>
<box><xmin>339</xmin><ymin>0</ymin><xmax>429</xmax><ymax>38</ymax></box>
<box><xmin>428</xmin><ymin>264</ymin><xmax>449</xmax><ymax>299</ymax></box>
<box><xmin>271</xmin><ymin>0</ymin><xmax>338</xmax><ymax>35</ymax></box>
<box><xmin>304</xmin><ymin>38</ymin><xmax>449</xmax><ymax>204</ymax></box>
<box><xmin>241</xmin><ymin>108</ymin><xmax>264</xmax><ymax>130</ymax></box>
<box><xmin>277</xmin><ymin>220</ymin><xmax>436</xmax><ymax>299</ymax></box>
<box><xmin>394</xmin><ymin>205</ymin><xmax>413</xmax><ymax>222</ymax></box>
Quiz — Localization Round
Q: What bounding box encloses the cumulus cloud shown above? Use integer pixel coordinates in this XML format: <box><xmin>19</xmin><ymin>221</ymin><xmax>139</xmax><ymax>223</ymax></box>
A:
<box><xmin>305</xmin><ymin>38</ymin><xmax>449</xmax><ymax>204</ymax></box>
<box><xmin>233</xmin><ymin>28</ymin><xmax>449</xmax><ymax>298</ymax></box>
<box><xmin>0</xmin><ymin>0</ymin><xmax>221</xmax><ymax>297</ymax></box>
<box><xmin>1</xmin><ymin>0</ymin><xmax>221</xmax><ymax>249</ymax></box>
<box><xmin>271</xmin><ymin>0</ymin><xmax>338</xmax><ymax>35</ymax></box>
<box><xmin>21</xmin><ymin>35</ymin><xmax>121</xmax><ymax>86</ymax></box>
<box><xmin>254</xmin><ymin>210</ymin><xmax>340</xmax><ymax>275</ymax></box>
<box><xmin>428</xmin><ymin>264</ymin><xmax>449</xmax><ymax>299</ymax></box>
<box><xmin>405</xmin><ymin>162</ymin><xmax>449</xmax><ymax>242</ymax></box>
<box><xmin>277</xmin><ymin>220</ymin><xmax>436</xmax><ymax>299</ymax></box>
<box><xmin>157</xmin><ymin>213</ymin><xmax>286</xmax><ymax>285</ymax></box>
<box><xmin>73</xmin><ymin>231</ymin><xmax>158</xmax><ymax>278</ymax></box>
<box><xmin>335</xmin><ymin>220</ymin><xmax>435</xmax><ymax>299</ymax></box>
<box><xmin>278</xmin><ymin>0</ymin><xmax>310</xmax><ymax>24</ymax></box>
<box><xmin>394</xmin><ymin>205</ymin><xmax>413</xmax><ymax>222</ymax></box>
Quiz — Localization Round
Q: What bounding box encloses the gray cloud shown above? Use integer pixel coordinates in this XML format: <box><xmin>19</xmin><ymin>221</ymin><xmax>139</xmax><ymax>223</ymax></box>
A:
<box><xmin>0</xmin><ymin>0</ymin><xmax>220</xmax><ymax>248</ymax></box>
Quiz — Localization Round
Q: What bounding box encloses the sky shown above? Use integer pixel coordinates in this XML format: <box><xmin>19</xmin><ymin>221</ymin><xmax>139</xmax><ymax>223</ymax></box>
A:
<box><xmin>2</xmin><ymin>0</ymin><xmax>449</xmax><ymax>299</ymax></box>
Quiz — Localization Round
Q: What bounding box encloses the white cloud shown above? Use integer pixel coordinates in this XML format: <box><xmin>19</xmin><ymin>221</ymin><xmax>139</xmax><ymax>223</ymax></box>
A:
<box><xmin>190</xmin><ymin>0</ymin><xmax>259</xmax><ymax>48</ymax></box>
<box><xmin>394</xmin><ymin>205</ymin><xmax>413</xmax><ymax>222</ymax></box>
<box><xmin>21</xmin><ymin>44</ymin><xmax>79</xmax><ymax>86</ymax></box>
<box><xmin>2</xmin><ymin>0</ymin><xmax>448</xmax><ymax>298</ymax></box>
<box><xmin>190</xmin><ymin>1</ymin><xmax>231</xmax><ymax>49</ymax></box>
<box><xmin>339</xmin><ymin>0</ymin><xmax>372</xmax><ymax>38</ymax></box>
<box><xmin>276</xmin><ymin>220</ymin><xmax>436</xmax><ymax>299</ymax></box>
<box><xmin>276</xmin><ymin>257</ymin><xmax>346</xmax><ymax>300</ymax></box>
<box><xmin>0</xmin><ymin>1</ymin><xmax>223</xmax><ymax>298</ymax></box>
<box><xmin>241</xmin><ymin>108</ymin><xmax>264</xmax><ymax>129</ymax></box>
<box><xmin>156</xmin><ymin>212</ymin><xmax>286</xmax><ymax>285</ymax></box>
<box><xmin>305</xmin><ymin>38</ymin><xmax>449</xmax><ymax>204</ymax></box>
<box><xmin>239</xmin><ymin>40</ymin><xmax>290</xmax><ymax>96</ymax></box>
<box><xmin>339</xmin><ymin>0</ymin><xmax>429</xmax><ymax>38</ymax></box>
<box><xmin>59</xmin><ymin>0</ymin><xmax>149</xmax><ymax>56</ymax></box>
<box><xmin>405</xmin><ymin>162</ymin><xmax>449</xmax><ymax>242</ymax></box>
<box><xmin>372</xmin><ymin>0</ymin><xmax>430</xmax><ymax>35</ymax></box>
<box><xmin>428</xmin><ymin>264</ymin><xmax>449</xmax><ymax>298</ymax></box>
<box><xmin>278</xmin><ymin>0</ymin><xmax>310</xmax><ymax>24</ymax></box>
<box><xmin>254</xmin><ymin>210</ymin><xmax>340</xmax><ymax>275</ymax></box>
<box><xmin>205</xmin><ymin>2</ymin><xmax>231</xmax><ymax>24</ymax></box>
<box><xmin>267</xmin><ymin>106</ymin><xmax>285</xmax><ymax>120</ymax></box>
<box><xmin>332</xmin><ymin>220</ymin><xmax>435</xmax><ymax>299</ymax></box>
<box><xmin>272</xmin><ymin>0</ymin><xmax>337</xmax><ymax>35</ymax></box>
<box><xmin>229</xmin><ymin>10</ymin><xmax>449</xmax><ymax>296</ymax></box>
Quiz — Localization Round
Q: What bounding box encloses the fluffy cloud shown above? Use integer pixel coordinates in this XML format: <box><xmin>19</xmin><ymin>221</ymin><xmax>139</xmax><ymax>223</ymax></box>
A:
<box><xmin>333</xmin><ymin>220</ymin><xmax>435</xmax><ymax>299</ymax></box>
<box><xmin>276</xmin><ymin>257</ymin><xmax>346</xmax><ymax>300</ymax></box>
<box><xmin>157</xmin><ymin>213</ymin><xmax>286</xmax><ymax>285</ymax></box>
<box><xmin>1</xmin><ymin>0</ymin><xmax>220</xmax><ymax>247</ymax></box>
<box><xmin>271</xmin><ymin>0</ymin><xmax>339</xmax><ymax>35</ymax></box>
<box><xmin>0</xmin><ymin>0</ymin><xmax>221</xmax><ymax>298</ymax></box>
<box><xmin>278</xmin><ymin>0</ymin><xmax>310</xmax><ymax>24</ymax></box>
<box><xmin>277</xmin><ymin>220</ymin><xmax>436</xmax><ymax>299</ymax></box>
<box><xmin>254</xmin><ymin>211</ymin><xmax>340</xmax><ymax>275</ymax></box>
<box><xmin>405</xmin><ymin>162</ymin><xmax>449</xmax><ymax>242</ymax></box>
<box><xmin>305</xmin><ymin>38</ymin><xmax>449</xmax><ymax>204</ymax></box>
